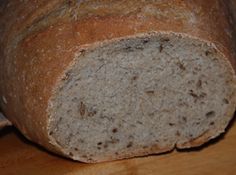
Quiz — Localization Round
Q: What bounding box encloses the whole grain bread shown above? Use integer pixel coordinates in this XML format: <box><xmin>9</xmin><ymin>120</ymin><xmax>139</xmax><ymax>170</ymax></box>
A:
<box><xmin>0</xmin><ymin>0</ymin><xmax>235</xmax><ymax>162</ymax></box>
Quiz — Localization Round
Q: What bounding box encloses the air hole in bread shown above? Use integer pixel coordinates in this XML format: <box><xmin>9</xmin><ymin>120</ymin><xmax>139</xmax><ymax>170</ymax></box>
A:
<box><xmin>205</xmin><ymin>111</ymin><xmax>215</xmax><ymax>118</ymax></box>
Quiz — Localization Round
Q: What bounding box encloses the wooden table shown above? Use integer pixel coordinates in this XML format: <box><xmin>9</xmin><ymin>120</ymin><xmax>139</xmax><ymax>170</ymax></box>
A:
<box><xmin>0</xmin><ymin>118</ymin><xmax>236</xmax><ymax>175</ymax></box>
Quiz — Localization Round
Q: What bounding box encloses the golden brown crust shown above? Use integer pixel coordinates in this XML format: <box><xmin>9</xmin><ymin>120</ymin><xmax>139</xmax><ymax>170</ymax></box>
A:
<box><xmin>0</xmin><ymin>0</ymin><xmax>235</xmax><ymax>160</ymax></box>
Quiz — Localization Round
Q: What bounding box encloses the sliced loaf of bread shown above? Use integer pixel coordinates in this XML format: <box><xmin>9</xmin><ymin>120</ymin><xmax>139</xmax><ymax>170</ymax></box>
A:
<box><xmin>0</xmin><ymin>0</ymin><xmax>235</xmax><ymax>162</ymax></box>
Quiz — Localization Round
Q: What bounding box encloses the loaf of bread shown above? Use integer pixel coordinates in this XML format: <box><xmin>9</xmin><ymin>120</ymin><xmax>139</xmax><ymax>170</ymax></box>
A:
<box><xmin>0</xmin><ymin>0</ymin><xmax>236</xmax><ymax>163</ymax></box>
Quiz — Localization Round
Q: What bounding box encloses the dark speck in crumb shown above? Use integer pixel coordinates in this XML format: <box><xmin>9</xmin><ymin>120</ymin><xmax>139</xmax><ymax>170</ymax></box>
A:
<box><xmin>112</xmin><ymin>128</ymin><xmax>118</xmax><ymax>133</ymax></box>
<box><xmin>196</xmin><ymin>80</ymin><xmax>202</xmax><ymax>88</ymax></box>
<box><xmin>159</xmin><ymin>44</ymin><xmax>163</xmax><ymax>52</ymax></box>
<box><xmin>205</xmin><ymin>50</ymin><xmax>211</xmax><ymax>56</ymax></box>
<box><xmin>161</xmin><ymin>38</ymin><xmax>170</xmax><ymax>42</ymax></box>
<box><xmin>79</xmin><ymin>101</ymin><xmax>86</xmax><ymax>116</ymax></box>
<box><xmin>145</xmin><ymin>90</ymin><xmax>155</xmax><ymax>94</ymax></box>
<box><xmin>142</xmin><ymin>38</ymin><xmax>150</xmax><ymax>44</ymax></box>
<box><xmin>223</xmin><ymin>98</ymin><xmax>229</xmax><ymax>104</ymax></box>
<box><xmin>97</xmin><ymin>142</ymin><xmax>102</xmax><ymax>145</ymax></box>
<box><xmin>205</xmin><ymin>111</ymin><xmax>215</xmax><ymax>118</ymax></box>
<box><xmin>127</xmin><ymin>142</ymin><xmax>133</xmax><ymax>148</ymax></box>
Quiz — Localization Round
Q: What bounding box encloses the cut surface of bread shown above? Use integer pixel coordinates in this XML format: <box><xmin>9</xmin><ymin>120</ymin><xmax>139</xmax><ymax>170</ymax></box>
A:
<box><xmin>48</xmin><ymin>33</ymin><xmax>236</xmax><ymax>162</ymax></box>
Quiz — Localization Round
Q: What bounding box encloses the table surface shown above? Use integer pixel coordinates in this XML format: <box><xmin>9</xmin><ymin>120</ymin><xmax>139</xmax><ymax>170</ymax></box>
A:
<box><xmin>0</xmin><ymin>118</ymin><xmax>236</xmax><ymax>175</ymax></box>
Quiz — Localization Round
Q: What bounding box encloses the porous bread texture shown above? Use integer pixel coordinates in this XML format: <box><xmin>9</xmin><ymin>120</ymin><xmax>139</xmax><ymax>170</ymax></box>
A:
<box><xmin>48</xmin><ymin>33</ymin><xmax>236</xmax><ymax>162</ymax></box>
